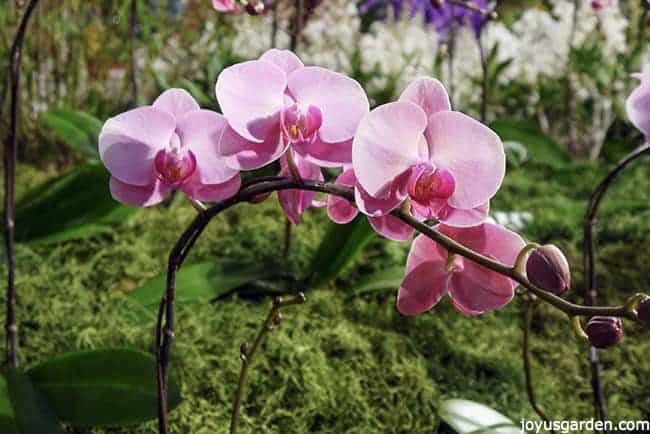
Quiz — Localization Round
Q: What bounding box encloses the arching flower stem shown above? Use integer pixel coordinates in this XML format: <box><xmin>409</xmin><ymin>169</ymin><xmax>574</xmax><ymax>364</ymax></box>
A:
<box><xmin>154</xmin><ymin>176</ymin><xmax>646</xmax><ymax>433</ymax></box>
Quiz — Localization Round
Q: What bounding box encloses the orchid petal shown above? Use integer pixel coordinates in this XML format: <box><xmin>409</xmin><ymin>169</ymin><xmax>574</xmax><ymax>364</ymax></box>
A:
<box><xmin>399</xmin><ymin>77</ymin><xmax>451</xmax><ymax>118</ymax></box>
<box><xmin>153</xmin><ymin>88</ymin><xmax>200</xmax><ymax>119</ymax></box>
<box><xmin>327</xmin><ymin>169</ymin><xmax>358</xmax><ymax>224</ymax></box>
<box><xmin>99</xmin><ymin>107</ymin><xmax>175</xmax><ymax>186</ymax></box>
<box><xmin>369</xmin><ymin>215</ymin><xmax>414</xmax><ymax>241</ymax></box>
<box><xmin>215</xmin><ymin>60</ymin><xmax>286</xmax><ymax>142</ymax></box>
<box><xmin>109</xmin><ymin>177</ymin><xmax>171</xmax><ymax>207</ymax></box>
<box><xmin>260</xmin><ymin>49</ymin><xmax>304</xmax><ymax>75</ymax></box>
<box><xmin>352</xmin><ymin>101</ymin><xmax>427</xmax><ymax>196</ymax></box>
<box><xmin>176</xmin><ymin>110</ymin><xmax>239</xmax><ymax>184</ymax></box>
<box><xmin>426</xmin><ymin>111</ymin><xmax>505</xmax><ymax>209</ymax></box>
<box><xmin>293</xmin><ymin>136</ymin><xmax>352</xmax><ymax>167</ymax></box>
<box><xmin>218</xmin><ymin>123</ymin><xmax>287</xmax><ymax>170</ymax></box>
<box><xmin>448</xmin><ymin>261</ymin><xmax>516</xmax><ymax>315</ymax></box>
<box><xmin>181</xmin><ymin>172</ymin><xmax>241</xmax><ymax>202</ymax></box>
<box><xmin>287</xmin><ymin>66</ymin><xmax>369</xmax><ymax>144</ymax></box>
<box><xmin>432</xmin><ymin>200</ymin><xmax>489</xmax><ymax>227</ymax></box>
<box><xmin>626</xmin><ymin>81</ymin><xmax>650</xmax><ymax>138</ymax></box>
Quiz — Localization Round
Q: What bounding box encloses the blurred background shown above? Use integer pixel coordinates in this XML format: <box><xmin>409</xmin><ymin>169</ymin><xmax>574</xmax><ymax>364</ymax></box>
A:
<box><xmin>0</xmin><ymin>0</ymin><xmax>649</xmax><ymax>432</ymax></box>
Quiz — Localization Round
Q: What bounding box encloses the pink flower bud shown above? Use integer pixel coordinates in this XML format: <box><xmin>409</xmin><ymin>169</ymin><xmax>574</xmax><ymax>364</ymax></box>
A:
<box><xmin>638</xmin><ymin>297</ymin><xmax>650</xmax><ymax>326</ymax></box>
<box><xmin>586</xmin><ymin>316</ymin><xmax>623</xmax><ymax>349</ymax></box>
<box><xmin>525</xmin><ymin>245</ymin><xmax>571</xmax><ymax>295</ymax></box>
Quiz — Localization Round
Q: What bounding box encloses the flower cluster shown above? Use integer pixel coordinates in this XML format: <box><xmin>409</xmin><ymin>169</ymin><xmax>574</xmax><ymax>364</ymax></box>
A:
<box><xmin>99</xmin><ymin>48</ymin><xmax>586</xmax><ymax>318</ymax></box>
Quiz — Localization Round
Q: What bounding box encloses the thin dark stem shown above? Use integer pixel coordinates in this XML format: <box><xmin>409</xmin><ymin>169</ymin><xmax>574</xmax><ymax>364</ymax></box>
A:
<box><xmin>283</xmin><ymin>219</ymin><xmax>292</xmax><ymax>259</ymax></box>
<box><xmin>447</xmin><ymin>23</ymin><xmax>456</xmax><ymax>109</ymax></box>
<box><xmin>155</xmin><ymin>296</ymin><xmax>168</xmax><ymax>434</ymax></box>
<box><xmin>289</xmin><ymin>0</ymin><xmax>303</xmax><ymax>52</ymax></box>
<box><xmin>476</xmin><ymin>31</ymin><xmax>488</xmax><ymax>123</ymax></box>
<box><xmin>4</xmin><ymin>0</ymin><xmax>40</xmax><ymax>370</ymax></box>
<box><xmin>565</xmin><ymin>0</ymin><xmax>579</xmax><ymax>156</ymax></box>
<box><xmin>270</xmin><ymin>1</ymin><xmax>278</xmax><ymax>49</ymax></box>
<box><xmin>129</xmin><ymin>0</ymin><xmax>140</xmax><ymax>107</ymax></box>
<box><xmin>230</xmin><ymin>293</ymin><xmax>305</xmax><ymax>434</ymax></box>
<box><xmin>523</xmin><ymin>300</ymin><xmax>554</xmax><ymax>432</ymax></box>
<box><xmin>155</xmin><ymin>177</ymin><xmax>644</xmax><ymax>433</ymax></box>
<box><xmin>582</xmin><ymin>142</ymin><xmax>650</xmax><ymax>430</ymax></box>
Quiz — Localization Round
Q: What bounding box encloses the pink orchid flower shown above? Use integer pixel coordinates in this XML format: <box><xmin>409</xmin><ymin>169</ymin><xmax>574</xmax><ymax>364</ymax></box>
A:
<box><xmin>352</xmin><ymin>77</ymin><xmax>503</xmax><ymax>229</ymax></box>
<box><xmin>626</xmin><ymin>63</ymin><xmax>650</xmax><ymax>139</ymax></box>
<box><xmin>99</xmin><ymin>89</ymin><xmax>241</xmax><ymax>207</ymax></box>
<box><xmin>327</xmin><ymin>168</ymin><xmax>414</xmax><ymax>241</ymax></box>
<box><xmin>397</xmin><ymin>223</ymin><xmax>525</xmax><ymax>316</ymax></box>
<box><xmin>212</xmin><ymin>0</ymin><xmax>239</xmax><ymax>12</ymax></box>
<box><xmin>278</xmin><ymin>153</ymin><xmax>325</xmax><ymax>224</ymax></box>
<box><xmin>591</xmin><ymin>0</ymin><xmax>617</xmax><ymax>11</ymax></box>
<box><xmin>215</xmin><ymin>49</ymin><xmax>370</xmax><ymax>170</ymax></box>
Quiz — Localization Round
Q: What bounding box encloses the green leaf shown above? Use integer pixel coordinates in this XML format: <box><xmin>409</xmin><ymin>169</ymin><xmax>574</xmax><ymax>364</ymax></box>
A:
<box><xmin>438</xmin><ymin>399</ymin><xmax>521</xmax><ymax>434</ymax></box>
<box><xmin>346</xmin><ymin>266</ymin><xmax>404</xmax><ymax>299</ymax></box>
<box><xmin>308</xmin><ymin>216</ymin><xmax>376</xmax><ymax>288</ymax></box>
<box><xmin>0</xmin><ymin>373</ymin><xmax>18</xmax><ymax>434</ymax></box>
<box><xmin>122</xmin><ymin>261</ymin><xmax>275</xmax><ymax>325</ymax></box>
<box><xmin>27</xmin><ymin>349</ymin><xmax>181</xmax><ymax>428</ymax></box>
<box><xmin>503</xmin><ymin>141</ymin><xmax>528</xmax><ymax>168</ymax></box>
<box><xmin>15</xmin><ymin>162</ymin><xmax>138</xmax><ymax>244</ymax></box>
<box><xmin>40</xmin><ymin>108</ymin><xmax>102</xmax><ymax>160</ymax></box>
<box><xmin>490</xmin><ymin>120</ymin><xmax>569</xmax><ymax>167</ymax></box>
<box><xmin>2</xmin><ymin>369</ymin><xmax>64</xmax><ymax>434</ymax></box>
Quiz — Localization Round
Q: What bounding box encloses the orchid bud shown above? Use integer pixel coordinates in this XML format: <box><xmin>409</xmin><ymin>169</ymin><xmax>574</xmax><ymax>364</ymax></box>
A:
<box><xmin>245</xmin><ymin>0</ymin><xmax>265</xmax><ymax>15</ymax></box>
<box><xmin>525</xmin><ymin>245</ymin><xmax>571</xmax><ymax>295</ymax></box>
<box><xmin>638</xmin><ymin>297</ymin><xmax>650</xmax><ymax>326</ymax></box>
<box><xmin>586</xmin><ymin>316</ymin><xmax>623</xmax><ymax>349</ymax></box>
<box><xmin>430</xmin><ymin>0</ymin><xmax>445</xmax><ymax>9</ymax></box>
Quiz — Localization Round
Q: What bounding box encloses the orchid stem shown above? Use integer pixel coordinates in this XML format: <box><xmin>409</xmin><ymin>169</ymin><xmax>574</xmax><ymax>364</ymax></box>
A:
<box><xmin>523</xmin><ymin>300</ymin><xmax>555</xmax><ymax>432</ymax></box>
<box><xmin>582</xmin><ymin>142</ymin><xmax>650</xmax><ymax>430</ymax></box>
<box><xmin>230</xmin><ymin>293</ymin><xmax>306</xmax><ymax>434</ymax></box>
<box><xmin>155</xmin><ymin>176</ymin><xmax>646</xmax><ymax>433</ymax></box>
<box><xmin>4</xmin><ymin>0</ymin><xmax>40</xmax><ymax>370</ymax></box>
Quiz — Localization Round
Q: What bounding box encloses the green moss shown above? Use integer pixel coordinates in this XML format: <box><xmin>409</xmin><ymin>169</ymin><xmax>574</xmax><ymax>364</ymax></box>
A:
<box><xmin>1</xmin><ymin>159</ymin><xmax>649</xmax><ymax>433</ymax></box>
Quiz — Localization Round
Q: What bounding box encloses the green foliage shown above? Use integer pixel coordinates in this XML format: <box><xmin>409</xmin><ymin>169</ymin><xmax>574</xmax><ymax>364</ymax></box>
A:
<box><xmin>307</xmin><ymin>216</ymin><xmax>376</xmax><ymax>288</ymax></box>
<box><xmin>490</xmin><ymin>120</ymin><xmax>570</xmax><ymax>167</ymax></box>
<box><xmin>121</xmin><ymin>261</ymin><xmax>276</xmax><ymax>325</ymax></box>
<box><xmin>2</xmin><ymin>158</ymin><xmax>649</xmax><ymax>433</ymax></box>
<box><xmin>14</xmin><ymin>162</ymin><xmax>137</xmax><ymax>244</ymax></box>
<box><xmin>40</xmin><ymin>108</ymin><xmax>102</xmax><ymax>160</ymax></box>
<box><xmin>1</xmin><ymin>369</ymin><xmax>64</xmax><ymax>434</ymax></box>
<box><xmin>27</xmin><ymin>349</ymin><xmax>181</xmax><ymax>428</ymax></box>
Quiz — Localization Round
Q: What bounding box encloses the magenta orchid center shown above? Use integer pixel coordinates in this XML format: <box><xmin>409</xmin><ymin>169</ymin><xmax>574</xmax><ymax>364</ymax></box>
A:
<box><xmin>154</xmin><ymin>132</ymin><xmax>197</xmax><ymax>187</ymax></box>
<box><xmin>407</xmin><ymin>165</ymin><xmax>456</xmax><ymax>204</ymax></box>
<box><xmin>281</xmin><ymin>103</ymin><xmax>323</xmax><ymax>146</ymax></box>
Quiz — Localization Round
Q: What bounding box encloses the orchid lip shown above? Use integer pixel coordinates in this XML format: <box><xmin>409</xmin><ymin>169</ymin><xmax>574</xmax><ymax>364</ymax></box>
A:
<box><xmin>407</xmin><ymin>165</ymin><xmax>456</xmax><ymax>205</ymax></box>
<box><xmin>154</xmin><ymin>133</ymin><xmax>197</xmax><ymax>187</ymax></box>
<box><xmin>280</xmin><ymin>103</ymin><xmax>323</xmax><ymax>146</ymax></box>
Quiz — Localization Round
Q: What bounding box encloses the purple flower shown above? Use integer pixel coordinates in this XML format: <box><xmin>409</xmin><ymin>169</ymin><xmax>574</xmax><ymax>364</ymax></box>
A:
<box><xmin>360</xmin><ymin>0</ymin><xmax>492</xmax><ymax>37</ymax></box>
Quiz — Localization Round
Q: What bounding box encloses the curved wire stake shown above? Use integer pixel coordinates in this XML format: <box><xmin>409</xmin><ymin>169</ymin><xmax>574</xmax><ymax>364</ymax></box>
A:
<box><xmin>582</xmin><ymin>142</ymin><xmax>650</xmax><ymax>429</ymax></box>
<box><xmin>3</xmin><ymin>0</ymin><xmax>40</xmax><ymax>369</ymax></box>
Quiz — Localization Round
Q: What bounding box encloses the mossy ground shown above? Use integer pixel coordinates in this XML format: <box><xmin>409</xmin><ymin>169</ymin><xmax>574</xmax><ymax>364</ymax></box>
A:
<box><xmin>2</xmin><ymin>156</ymin><xmax>650</xmax><ymax>433</ymax></box>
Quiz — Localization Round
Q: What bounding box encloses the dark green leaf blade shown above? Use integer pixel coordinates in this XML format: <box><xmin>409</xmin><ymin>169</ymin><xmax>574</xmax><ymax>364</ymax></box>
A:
<box><xmin>490</xmin><ymin>120</ymin><xmax>569</xmax><ymax>167</ymax></box>
<box><xmin>346</xmin><ymin>266</ymin><xmax>404</xmax><ymax>299</ymax></box>
<box><xmin>40</xmin><ymin>108</ymin><xmax>102</xmax><ymax>160</ymax></box>
<box><xmin>438</xmin><ymin>399</ymin><xmax>521</xmax><ymax>434</ymax></box>
<box><xmin>3</xmin><ymin>369</ymin><xmax>64</xmax><ymax>434</ymax></box>
<box><xmin>28</xmin><ymin>349</ymin><xmax>181</xmax><ymax>428</ymax></box>
<box><xmin>0</xmin><ymin>372</ymin><xmax>18</xmax><ymax>434</ymax></box>
<box><xmin>308</xmin><ymin>216</ymin><xmax>376</xmax><ymax>288</ymax></box>
<box><xmin>122</xmin><ymin>261</ymin><xmax>275</xmax><ymax>325</ymax></box>
<box><xmin>15</xmin><ymin>162</ymin><xmax>138</xmax><ymax>244</ymax></box>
